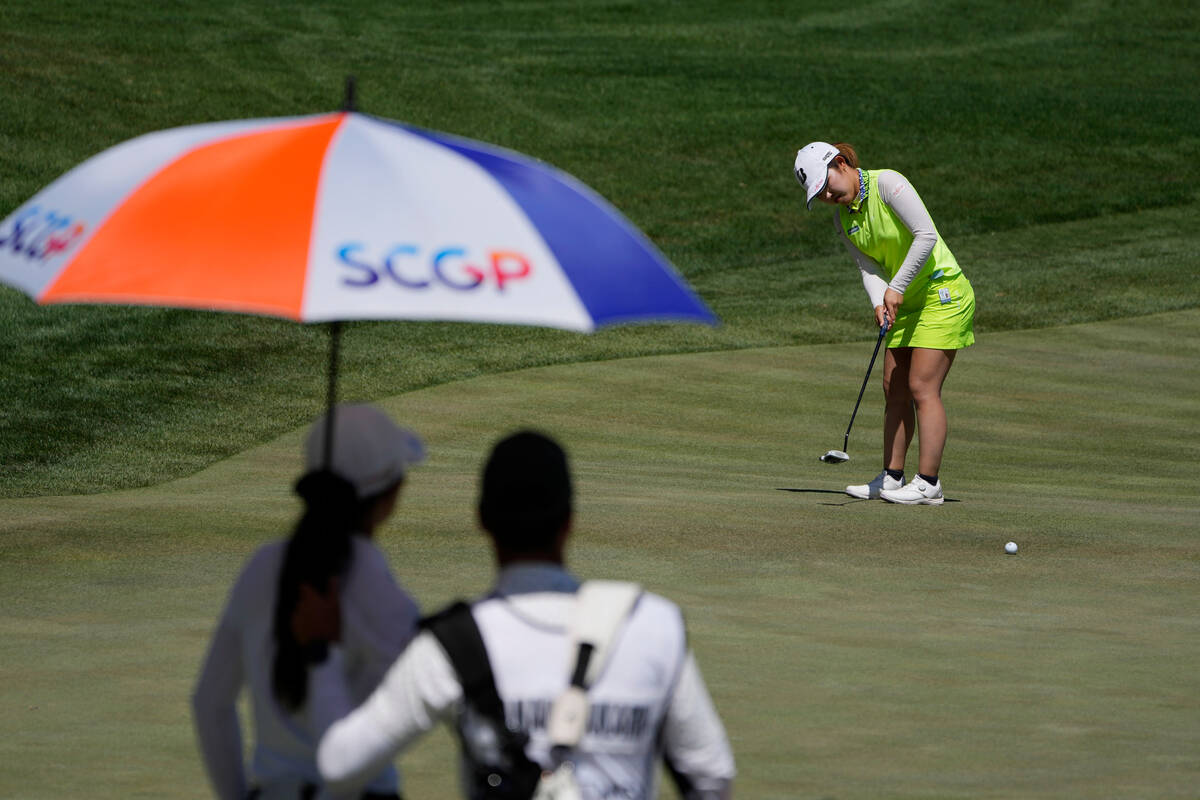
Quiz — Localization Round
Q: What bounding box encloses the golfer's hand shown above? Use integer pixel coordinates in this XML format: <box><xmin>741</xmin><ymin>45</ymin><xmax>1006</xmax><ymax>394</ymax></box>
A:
<box><xmin>882</xmin><ymin>288</ymin><xmax>903</xmax><ymax>326</ymax></box>
<box><xmin>874</xmin><ymin>304</ymin><xmax>888</xmax><ymax>328</ymax></box>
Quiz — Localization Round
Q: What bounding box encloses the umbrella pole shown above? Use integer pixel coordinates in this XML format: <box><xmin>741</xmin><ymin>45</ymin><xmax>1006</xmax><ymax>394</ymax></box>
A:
<box><xmin>323</xmin><ymin>77</ymin><xmax>354</xmax><ymax>471</ymax></box>
<box><xmin>323</xmin><ymin>320</ymin><xmax>343</xmax><ymax>470</ymax></box>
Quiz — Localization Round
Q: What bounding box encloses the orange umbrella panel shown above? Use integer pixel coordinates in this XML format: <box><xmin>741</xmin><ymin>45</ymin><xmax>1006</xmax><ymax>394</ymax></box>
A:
<box><xmin>0</xmin><ymin>114</ymin><xmax>343</xmax><ymax>320</ymax></box>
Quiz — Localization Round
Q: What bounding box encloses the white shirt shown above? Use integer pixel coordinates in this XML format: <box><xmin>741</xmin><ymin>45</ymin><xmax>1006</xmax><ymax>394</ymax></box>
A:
<box><xmin>192</xmin><ymin>536</ymin><xmax>420</xmax><ymax>800</ymax></box>
<box><xmin>314</xmin><ymin>563</ymin><xmax>735</xmax><ymax>800</ymax></box>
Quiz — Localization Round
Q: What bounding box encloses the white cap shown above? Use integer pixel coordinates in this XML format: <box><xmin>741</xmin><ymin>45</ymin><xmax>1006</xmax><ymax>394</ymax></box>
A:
<box><xmin>304</xmin><ymin>404</ymin><xmax>426</xmax><ymax>499</ymax></box>
<box><xmin>794</xmin><ymin>141</ymin><xmax>839</xmax><ymax>209</ymax></box>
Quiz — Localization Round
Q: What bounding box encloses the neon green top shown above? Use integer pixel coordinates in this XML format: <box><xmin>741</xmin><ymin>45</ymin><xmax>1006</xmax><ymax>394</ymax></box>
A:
<box><xmin>838</xmin><ymin>169</ymin><xmax>962</xmax><ymax>311</ymax></box>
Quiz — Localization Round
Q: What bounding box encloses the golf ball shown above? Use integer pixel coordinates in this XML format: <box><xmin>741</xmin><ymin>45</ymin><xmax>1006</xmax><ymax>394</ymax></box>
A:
<box><xmin>1005</xmin><ymin>541</ymin><xmax>1018</xmax><ymax>554</ymax></box>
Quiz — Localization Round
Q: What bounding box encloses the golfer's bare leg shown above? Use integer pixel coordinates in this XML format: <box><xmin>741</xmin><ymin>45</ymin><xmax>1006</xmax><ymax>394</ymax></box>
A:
<box><xmin>882</xmin><ymin>348</ymin><xmax>915</xmax><ymax>473</ymax></box>
<box><xmin>908</xmin><ymin>347</ymin><xmax>957</xmax><ymax>477</ymax></box>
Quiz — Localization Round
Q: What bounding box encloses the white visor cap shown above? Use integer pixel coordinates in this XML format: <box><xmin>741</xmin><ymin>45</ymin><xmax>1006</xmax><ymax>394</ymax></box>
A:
<box><xmin>794</xmin><ymin>142</ymin><xmax>839</xmax><ymax>209</ymax></box>
<box><xmin>304</xmin><ymin>404</ymin><xmax>426</xmax><ymax>499</ymax></box>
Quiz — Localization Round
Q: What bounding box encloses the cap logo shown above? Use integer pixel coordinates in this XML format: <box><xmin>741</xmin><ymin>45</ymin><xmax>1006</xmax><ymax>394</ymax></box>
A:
<box><xmin>824</xmin><ymin>149</ymin><xmax>834</xmax><ymax>159</ymax></box>
<box><xmin>797</xmin><ymin>167</ymin><xmax>808</xmax><ymax>185</ymax></box>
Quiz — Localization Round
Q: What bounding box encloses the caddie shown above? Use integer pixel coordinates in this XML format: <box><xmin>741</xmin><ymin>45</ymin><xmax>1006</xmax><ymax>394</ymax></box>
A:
<box><xmin>310</xmin><ymin>430</ymin><xmax>735</xmax><ymax>800</ymax></box>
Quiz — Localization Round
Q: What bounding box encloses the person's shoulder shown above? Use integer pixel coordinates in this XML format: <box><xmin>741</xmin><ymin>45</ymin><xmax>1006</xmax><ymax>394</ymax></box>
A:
<box><xmin>225</xmin><ymin>539</ymin><xmax>287</xmax><ymax>609</ymax></box>
<box><xmin>631</xmin><ymin>590</ymin><xmax>688</xmax><ymax>634</ymax></box>
<box><xmin>876</xmin><ymin>169</ymin><xmax>921</xmax><ymax>204</ymax></box>
<box><xmin>347</xmin><ymin>535</ymin><xmax>392</xmax><ymax>575</ymax></box>
<box><xmin>620</xmin><ymin>591</ymin><xmax>689</xmax><ymax>668</ymax></box>
<box><xmin>345</xmin><ymin>536</ymin><xmax>418</xmax><ymax>606</ymax></box>
<box><xmin>239</xmin><ymin>539</ymin><xmax>287</xmax><ymax>579</ymax></box>
<box><xmin>346</xmin><ymin>536</ymin><xmax>410</xmax><ymax>589</ymax></box>
<box><xmin>637</xmin><ymin>589</ymin><xmax>682</xmax><ymax>613</ymax></box>
<box><xmin>875</xmin><ymin>168</ymin><xmax>914</xmax><ymax>188</ymax></box>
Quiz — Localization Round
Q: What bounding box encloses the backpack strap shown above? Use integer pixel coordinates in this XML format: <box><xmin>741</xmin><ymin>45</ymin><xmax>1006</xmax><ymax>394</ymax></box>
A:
<box><xmin>569</xmin><ymin>581</ymin><xmax>642</xmax><ymax>688</ymax></box>
<box><xmin>422</xmin><ymin>601</ymin><xmax>543</xmax><ymax>799</ymax></box>
<box><xmin>547</xmin><ymin>581</ymin><xmax>642</xmax><ymax>757</ymax></box>
<box><xmin>422</xmin><ymin>601</ymin><xmax>506</xmax><ymax>722</ymax></box>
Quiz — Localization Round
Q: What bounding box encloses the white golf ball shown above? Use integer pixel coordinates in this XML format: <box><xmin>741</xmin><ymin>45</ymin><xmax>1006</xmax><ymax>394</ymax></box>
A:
<box><xmin>1005</xmin><ymin>541</ymin><xmax>1018</xmax><ymax>554</ymax></box>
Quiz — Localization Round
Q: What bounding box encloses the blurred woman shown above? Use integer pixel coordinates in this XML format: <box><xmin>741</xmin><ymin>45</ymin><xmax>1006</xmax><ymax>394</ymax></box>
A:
<box><xmin>795</xmin><ymin>141</ymin><xmax>975</xmax><ymax>504</ymax></box>
<box><xmin>193</xmin><ymin>404</ymin><xmax>425</xmax><ymax>799</ymax></box>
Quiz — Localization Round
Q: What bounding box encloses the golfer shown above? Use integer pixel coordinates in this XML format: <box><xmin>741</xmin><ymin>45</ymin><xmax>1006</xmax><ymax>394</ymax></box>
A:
<box><xmin>312</xmin><ymin>431</ymin><xmax>735</xmax><ymax>799</ymax></box>
<box><xmin>794</xmin><ymin>141</ymin><xmax>975</xmax><ymax>504</ymax></box>
<box><xmin>192</xmin><ymin>404</ymin><xmax>425</xmax><ymax>799</ymax></box>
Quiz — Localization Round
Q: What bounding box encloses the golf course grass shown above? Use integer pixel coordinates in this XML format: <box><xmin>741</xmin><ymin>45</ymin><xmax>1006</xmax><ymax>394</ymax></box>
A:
<box><xmin>2</xmin><ymin>311</ymin><xmax>1197</xmax><ymax>798</ymax></box>
<box><xmin>3</xmin><ymin>1</ymin><xmax>1199</xmax><ymax>797</ymax></box>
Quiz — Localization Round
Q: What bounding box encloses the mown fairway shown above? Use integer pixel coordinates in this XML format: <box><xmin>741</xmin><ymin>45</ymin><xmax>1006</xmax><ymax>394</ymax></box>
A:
<box><xmin>2</xmin><ymin>312</ymin><xmax>1198</xmax><ymax>798</ymax></box>
<box><xmin>2</xmin><ymin>1</ymin><xmax>1198</xmax><ymax>798</ymax></box>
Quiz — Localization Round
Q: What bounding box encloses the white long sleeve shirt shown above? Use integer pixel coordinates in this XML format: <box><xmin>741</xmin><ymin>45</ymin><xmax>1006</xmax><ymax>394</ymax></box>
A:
<box><xmin>192</xmin><ymin>536</ymin><xmax>420</xmax><ymax>800</ymax></box>
<box><xmin>314</xmin><ymin>563</ymin><xmax>735</xmax><ymax>800</ymax></box>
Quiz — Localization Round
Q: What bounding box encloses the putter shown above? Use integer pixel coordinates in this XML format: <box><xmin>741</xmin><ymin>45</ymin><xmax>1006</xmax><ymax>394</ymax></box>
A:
<box><xmin>820</xmin><ymin>319</ymin><xmax>890</xmax><ymax>463</ymax></box>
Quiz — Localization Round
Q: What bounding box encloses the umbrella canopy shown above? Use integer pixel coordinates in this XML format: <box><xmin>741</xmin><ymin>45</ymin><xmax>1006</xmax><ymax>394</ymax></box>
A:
<box><xmin>0</xmin><ymin>111</ymin><xmax>715</xmax><ymax>332</ymax></box>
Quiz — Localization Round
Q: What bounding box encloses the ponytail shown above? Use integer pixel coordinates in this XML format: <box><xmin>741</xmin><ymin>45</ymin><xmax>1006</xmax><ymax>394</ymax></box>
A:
<box><xmin>271</xmin><ymin>471</ymin><xmax>359</xmax><ymax>711</ymax></box>
<box><xmin>833</xmin><ymin>142</ymin><xmax>860</xmax><ymax>169</ymax></box>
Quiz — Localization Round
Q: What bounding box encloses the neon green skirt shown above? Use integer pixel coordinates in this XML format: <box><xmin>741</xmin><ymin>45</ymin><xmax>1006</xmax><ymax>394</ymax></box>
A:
<box><xmin>887</xmin><ymin>272</ymin><xmax>975</xmax><ymax>350</ymax></box>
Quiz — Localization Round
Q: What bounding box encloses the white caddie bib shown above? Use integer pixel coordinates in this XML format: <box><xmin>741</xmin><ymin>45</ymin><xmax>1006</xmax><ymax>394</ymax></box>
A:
<box><xmin>468</xmin><ymin>590</ymin><xmax>688</xmax><ymax>799</ymax></box>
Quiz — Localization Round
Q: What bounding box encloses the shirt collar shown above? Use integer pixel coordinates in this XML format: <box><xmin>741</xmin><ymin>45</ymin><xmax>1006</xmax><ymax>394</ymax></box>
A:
<box><xmin>848</xmin><ymin>169</ymin><xmax>869</xmax><ymax>214</ymax></box>
<box><xmin>492</xmin><ymin>561</ymin><xmax>581</xmax><ymax>596</ymax></box>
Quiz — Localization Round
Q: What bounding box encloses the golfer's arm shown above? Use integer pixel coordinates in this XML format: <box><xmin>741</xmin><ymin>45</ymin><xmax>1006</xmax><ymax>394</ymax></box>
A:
<box><xmin>878</xmin><ymin>170</ymin><xmax>938</xmax><ymax>294</ymax></box>
<box><xmin>833</xmin><ymin>211</ymin><xmax>888</xmax><ymax>308</ymax></box>
<box><xmin>316</xmin><ymin>632</ymin><xmax>462</xmax><ymax>795</ymax></box>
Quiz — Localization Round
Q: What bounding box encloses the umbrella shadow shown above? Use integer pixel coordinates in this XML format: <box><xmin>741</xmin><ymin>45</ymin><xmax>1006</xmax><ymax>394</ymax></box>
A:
<box><xmin>776</xmin><ymin>488</ymin><xmax>960</xmax><ymax>506</ymax></box>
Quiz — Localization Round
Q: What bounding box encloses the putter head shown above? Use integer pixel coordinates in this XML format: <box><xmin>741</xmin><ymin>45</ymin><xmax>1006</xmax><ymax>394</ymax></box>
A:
<box><xmin>820</xmin><ymin>449</ymin><xmax>850</xmax><ymax>463</ymax></box>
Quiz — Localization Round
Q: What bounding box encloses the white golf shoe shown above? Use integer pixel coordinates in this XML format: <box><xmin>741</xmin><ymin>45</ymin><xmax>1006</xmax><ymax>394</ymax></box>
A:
<box><xmin>846</xmin><ymin>471</ymin><xmax>903</xmax><ymax>500</ymax></box>
<box><xmin>880</xmin><ymin>474</ymin><xmax>944</xmax><ymax>505</ymax></box>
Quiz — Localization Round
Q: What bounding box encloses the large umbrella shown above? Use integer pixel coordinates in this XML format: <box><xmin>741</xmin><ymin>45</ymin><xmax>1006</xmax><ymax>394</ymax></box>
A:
<box><xmin>0</xmin><ymin>81</ymin><xmax>716</xmax><ymax>462</ymax></box>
